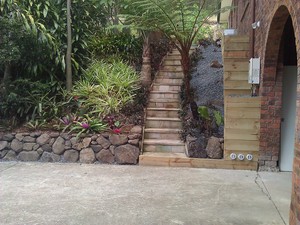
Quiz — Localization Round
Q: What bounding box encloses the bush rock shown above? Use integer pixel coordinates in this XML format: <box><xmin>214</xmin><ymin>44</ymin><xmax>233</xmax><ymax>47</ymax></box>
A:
<box><xmin>206</xmin><ymin>136</ymin><xmax>223</xmax><ymax>159</ymax></box>
<box><xmin>109</xmin><ymin>134</ymin><xmax>128</xmax><ymax>146</ymax></box>
<box><xmin>36</xmin><ymin>133</ymin><xmax>51</xmax><ymax>145</ymax></box>
<box><xmin>80</xmin><ymin>148</ymin><xmax>95</xmax><ymax>164</ymax></box>
<box><xmin>40</xmin><ymin>152</ymin><xmax>61</xmax><ymax>162</ymax></box>
<box><xmin>186</xmin><ymin>135</ymin><xmax>207</xmax><ymax>158</ymax></box>
<box><xmin>23</xmin><ymin>136</ymin><xmax>36</xmax><ymax>143</ymax></box>
<box><xmin>18</xmin><ymin>151</ymin><xmax>40</xmax><ymax>161</ymax></box>
<box><xmin>0</xmin><ymin>141</ymin><xmax>8</xmax><ymax>151</ymax></box>
<box><xmin>130</xmin><ymin>126</ymin><xmax>142</xmax><ymax>134</ymax></box>
<box><xmin>11</xmin><ymin>139</ymin><xmax>23</xmax><ymax>152</ymax></box>
<box><xmin>64</xmin><ymin>150</ymin><xmax>79</xmax><ymax>162</ymax></box>
<box><xmin>96</xmin><ymin>149</ymin><xmax>114</xmax><ymax>164</ymax></box>
<box><xmin>114</xmin><ymin>144</ymin><xmax>139</xmax><ymax>164</ymax></box>
<box><xmin>3</xmin><ymin>150</ymin><xmax>16</xmax><ymax>161</ymax></box>
<box><xmin>23</xmin><ymin>143</ymin><xmax>36</xmax><ymax>151</ymax></box>
<box><xmin>52</xmin><ymin>137</ymin><xmax>65</xmax><ymax>155</ymax></box>
<box><xmin>96</xmin><ymin>136</ymin><xmax>111</xmax><ymax>149</ymax></box>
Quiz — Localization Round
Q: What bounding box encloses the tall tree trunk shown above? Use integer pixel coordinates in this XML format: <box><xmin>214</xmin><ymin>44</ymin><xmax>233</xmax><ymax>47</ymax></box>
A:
<box><xmin>112</xmin><ymin>1</ymin><xmax>120</xmax><ymax>33</ymax></box>
<box><xmin>2</xmin><ymin>62</ymin><xmax>12</xmax><ymax>87</ymax></box>
<box><xmin>181</xmin><ymin>47</ymin><xmax>199</xmax><ymax>119</ymax></box>
<box><xmin>140</xmin><ymin>35</ymin><xmax>152</xmax><ymax>87</ymax></box>
<box><xmin>66</xmin><ymin>0</ymin><xmax>72</xmax><ymax>91</ymax></box>
<box><xmin>181</xmin><ymin>48</ymin><xmax>191</xmax><ymax>104</ymax></box>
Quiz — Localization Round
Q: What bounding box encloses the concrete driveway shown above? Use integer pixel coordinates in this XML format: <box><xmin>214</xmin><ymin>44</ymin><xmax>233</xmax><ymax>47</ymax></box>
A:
<box><xmin>0</xmin><ymin>162</ymin><xmax>292</xmax><ymax>225</ymax></box>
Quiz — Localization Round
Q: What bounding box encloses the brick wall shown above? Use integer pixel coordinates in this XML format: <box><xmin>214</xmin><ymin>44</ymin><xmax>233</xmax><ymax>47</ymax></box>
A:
<box><xmin>229</xmin><ymin>1</ymin><xmax>300</xmax><ymax>224</ymax></box>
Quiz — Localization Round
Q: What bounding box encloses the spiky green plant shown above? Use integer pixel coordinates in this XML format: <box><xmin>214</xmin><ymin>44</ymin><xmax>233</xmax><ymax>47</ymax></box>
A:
<box><xmin>72</xmin><ymin>60</ymin><xmax>139</xmax><ymax>117</ymax></box>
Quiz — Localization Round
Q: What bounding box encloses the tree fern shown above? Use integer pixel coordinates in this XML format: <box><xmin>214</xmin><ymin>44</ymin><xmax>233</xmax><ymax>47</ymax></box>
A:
<box><xmin>122</xmin><ymin>0</ymin><xmax>230</xmax><ymax>103</ymax></box>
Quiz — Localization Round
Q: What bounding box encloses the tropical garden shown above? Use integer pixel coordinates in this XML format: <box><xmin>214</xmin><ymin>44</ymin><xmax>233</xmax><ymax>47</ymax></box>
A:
<box><xmin>0</xmin><ymin>0</ymin><xmax>226</xmax><ymax>137</ymax></box>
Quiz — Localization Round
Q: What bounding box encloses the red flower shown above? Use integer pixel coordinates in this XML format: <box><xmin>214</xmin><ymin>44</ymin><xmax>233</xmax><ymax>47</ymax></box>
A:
<box><xmin>113</xmin><ymin>128</ymin><xmax>121</xmax><ymax>134</ymax></box>
<box><xmin>73</xmin><ymin>96</ymin><xmax>79</xmax><ymax>101</ymax></box>
<box><xmin>81</xmin><ymin>122</ymin><xmax>90</xmax><ymax>129</ymax></box>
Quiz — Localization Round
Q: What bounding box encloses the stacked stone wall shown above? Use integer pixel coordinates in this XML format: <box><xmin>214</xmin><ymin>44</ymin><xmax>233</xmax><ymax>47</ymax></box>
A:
<box><xmin>0</xmin><ymin>126</ymin><xmax>142</xmax><ymax>165</ymax></box>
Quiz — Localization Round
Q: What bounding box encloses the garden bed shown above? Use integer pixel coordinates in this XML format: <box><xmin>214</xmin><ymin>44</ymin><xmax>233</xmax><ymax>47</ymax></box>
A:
<box><xmin>180</xmin><ymin>43</ymin><xmax>224</xmax><ymax>159</ymax></box>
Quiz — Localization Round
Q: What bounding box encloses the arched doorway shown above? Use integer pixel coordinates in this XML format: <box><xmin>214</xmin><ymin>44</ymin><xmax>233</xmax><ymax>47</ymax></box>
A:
<box><xmin>260</xmin><ymin>6</ymin><xmax>298</xmax><ymax>172</ymax></box>
<box><xmin>280</xmin><ymin>16</ymin><xmax>297</xmax><ymax>171</ymax></box>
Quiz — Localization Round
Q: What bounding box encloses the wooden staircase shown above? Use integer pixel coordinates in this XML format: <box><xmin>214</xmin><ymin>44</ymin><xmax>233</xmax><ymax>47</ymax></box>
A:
<box><xmin>139</xmin><ymin>49</ymin><xmax>187</xmax><ymax>165</ymax></box>
<box><xmin>138</xmin><ymin>45</ymin><xmax>257</xmax><ymax>170</ymax></box>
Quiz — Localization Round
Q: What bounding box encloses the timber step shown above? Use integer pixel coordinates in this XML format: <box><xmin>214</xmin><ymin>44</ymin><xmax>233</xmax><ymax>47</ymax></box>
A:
<box><xmin>141</xmin><ymin>47</ymin><xmax>185</xmax><ymax>158</ymax></box>
<box><xmin>146</xmin><ymin>117</ymin><xmax>182</xmax><ymax>129</ymax></box>
<box><xmin>155</xmin><ymin>78</ymin><xmax>182</xmax><ymax>85</ymax></box>
<box><xmin>157</xmin><ymin>72</ymin><xmax>184</xmax><ymax>79</ymax></box>
<box><xmin>149</xmin><ymin>91</ymin><xmax>180</xmax><ymax>100</ymax></box>
<box><xmin>139</xmin><ymin>152</ymin><xmax>258</xmax><ymax>170</ymax></box>
<box><xmin>161</xmin><ymin>65</ymin><xmax>183</xmax><ymax>72</ymax></box>
<box><xmin>163</xmin><ymin>59</ymin><xmax>181</xmax><ymax>67</ymax></box>
<box><xmin>143</xmin><ymin>139</ymin><xmax>185</xmax><ymax>153</ymax></box>
<box><xmin>165</xmin><ymin>56</ymin><xmax>182</xmax><ymax>60</ymax></box>
<box><xmin>144</xmin><ymin>128</ymin><xmax>181</xmax><ymax>139</ymax></box>
<box><xmin>146</xmin><ymin>108</ymin><xmax>180</xmax><ymax>117</ymax></box>
<box><xmin>164</xmin><ymin>60</ymin><xmax>181</xmax><ymax>66</ymax></box>
<box><xmin>152</xmin><ymin>84</ymin><xmax>181</xmax><ymax>91</ymax></box>
<box><xmin>148</xmin><ymin>101</ymin><xmax>180</xmax><ymax>108</ymax></box>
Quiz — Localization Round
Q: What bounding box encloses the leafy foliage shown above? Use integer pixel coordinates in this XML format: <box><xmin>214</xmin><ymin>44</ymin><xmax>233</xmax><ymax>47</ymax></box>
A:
<box><xmin>123</xmin><ymin>0</ymin><xmax>230</xmax><ymax>103</ymax></box>
<box><xmin>89</xmin><ymin>31</ymin><xmax>142</xmax><ymax>65</ymax></box>
<box><xmin>0</xmin><ymin>79</ymin><xmax>68</xmax><ymax>125</ymax></box>
<box><xmin>197</xmin><ymin>105</ymin><xmax>223</xmax><ymax>136</ymax></box>
<box><xmin>0</xmin><ymin>0</ymin><xmax>108</xmax><ymax>83</ymax></box>
<box><xmin>123</xmin><ymin>0</ymin><xmax>224</xmax><ymax>48</ymax></box>
<box><xmin>198</xmin><ymin>106</ymin><xmax>210</xmax><ymax>121</ymax></box>
<box><xmin>72</xmin><ymin>60</ymin><xmax>140</xmax><ymax>117</ymax></box>
<box><xmin>68</xmin><ymin>114</ymin><xmax>107</xmax><ymax>138</ymax></box>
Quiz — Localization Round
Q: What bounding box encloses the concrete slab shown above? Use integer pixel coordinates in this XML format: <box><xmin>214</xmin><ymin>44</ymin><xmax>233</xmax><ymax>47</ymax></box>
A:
<box><xmin>0</xmin><ymin>162</ymin><xmax>291</xmax><ymax>225</ymax></box>
<box><xmin>259</xmin><ymin>172</ymin><xmax>292</xmax><ymax>224</ymax></box>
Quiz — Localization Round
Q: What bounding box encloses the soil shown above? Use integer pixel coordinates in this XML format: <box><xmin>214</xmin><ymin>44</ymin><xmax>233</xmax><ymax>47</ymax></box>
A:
<box><xmin>181</xmin><ymin>43</ymin><xmax>224</xmax><ymax>142</ymax></box>
<box><xmin>190</xmin><ymin>44</ymin><xmax>224</xmax><ymax>114</ymax></box>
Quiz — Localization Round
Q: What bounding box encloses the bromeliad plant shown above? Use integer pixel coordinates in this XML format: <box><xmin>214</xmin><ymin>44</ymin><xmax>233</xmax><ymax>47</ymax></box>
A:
<box><xmin>104</xmin><ymin>115</ymin><xmax>122</xmax><ymax>134</ymax></box>
<box><xmin>68</xmin><ymin>115</ymin><xmax>107</xmax><ymax>138</ymax></box>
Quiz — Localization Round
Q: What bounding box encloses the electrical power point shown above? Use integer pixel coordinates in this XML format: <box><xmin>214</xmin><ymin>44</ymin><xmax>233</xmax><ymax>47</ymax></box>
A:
<box><xmin>238</xmin><ymin>154</ymin><xmax>245</xmax><ymax>161</ymax></box>
<box><xmin>246</xmin><ymin>154</ymin><xmax>253</xmax><ymax>161</ymax></box>
<box><xmin>230</xmin><ymin>153</ymin><xmax>237</xmax><ymax>160</ymax></box>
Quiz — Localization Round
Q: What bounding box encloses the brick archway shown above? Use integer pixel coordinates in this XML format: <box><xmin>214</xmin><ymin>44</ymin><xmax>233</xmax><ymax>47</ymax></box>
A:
<box><xmin>259</xmin><ymin>6</ymin><xmax>291</xmax><ymax>168</ymax></box>
<box><xmin>259</xmin><ymin>4</ymin><xmax>300</xmax><ymax>224</ymax></box>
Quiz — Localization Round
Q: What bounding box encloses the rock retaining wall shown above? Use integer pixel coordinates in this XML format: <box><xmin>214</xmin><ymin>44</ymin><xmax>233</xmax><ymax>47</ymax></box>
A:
<box><xmin>0</xmin><ymin>126</ymin><xmax>142</xmax><ymax>165</ymax></box>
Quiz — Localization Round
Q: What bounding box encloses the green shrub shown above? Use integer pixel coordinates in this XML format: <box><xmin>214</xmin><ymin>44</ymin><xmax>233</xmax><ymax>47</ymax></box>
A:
<box><xmin>197</xmin><ymin>105</ymin><xmax>224</xmax><ymax>136</ymax></box>
<box><xmin>69</xmin><ymin>114</ymin><xmax>107</xmax><ymax>138</ymax></box>
<box><xmin>0</xmin><ymin>79</ymin><xmax>68</xmax><ymax>125</ymax></box>
<box><xmin>72</xmin><ymin>60</ymin><xmax>140</xmax><ymax>117</ymax></box>
<box><xmin>89</xmin><ymin>32</ymin><xmax>142</xmax><ymax>64</ymax></box>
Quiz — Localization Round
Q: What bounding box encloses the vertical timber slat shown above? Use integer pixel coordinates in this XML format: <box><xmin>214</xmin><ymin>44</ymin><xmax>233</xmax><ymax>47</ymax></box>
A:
<box><xmin>223</xmin><ymin>35</ymin><xmax>260</xmax><ymax>169</ymax></box>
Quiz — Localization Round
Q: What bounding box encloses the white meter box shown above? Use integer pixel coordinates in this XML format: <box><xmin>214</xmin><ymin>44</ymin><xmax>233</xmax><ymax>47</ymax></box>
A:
<box><xmin>248</xmin><ymin>58</ymin><xmax>260</xmax><ymax>84</ymax></box>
